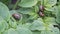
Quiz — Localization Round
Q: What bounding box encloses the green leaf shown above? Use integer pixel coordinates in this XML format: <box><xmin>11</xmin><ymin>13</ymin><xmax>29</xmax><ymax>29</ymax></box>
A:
<box><xmin>41</xmin><ymin>30</ymin><xmax>52</xmax><ymax>34</ymax></box>
<box><xmin>29</xmin><ymin>18</ymin><xmax>45</xmax><ymax>31</ymax></box>
<box><xmin>9</xmin><ymin>19</ymin><xmax>17</xmax><ymax>28</ymax></box>
<box><xmin>18</xmin><ymin>0</ymin><xmax>38</xmax><ymax>7</ymax></box>
<box><xmin>22</xmin><ymin>23</ymin><xmax>32</xmax><ymax>28</ymax></box>
<box><xmin>44</xmin><ymin>0</ymin><xmax>48</xmax><ymax>5</ymax></box>
<box><xmin>0</xmin><ymin>0</ymin><xmax>9</xmax><ymax>5</ymax></box>
<box><xmin>16</xmin><ymin>27</ymin><xmax>32</xmax><ymax>34</ymax></box>
<box><xmin>45</xmin><ymin>6</ymin><xmax>58</xmax><ymax>15</ymax></box>
<box><xmin>56</xmin><ymin>6</ymin><xmax>60</xmax><ymax>24</ymax></box>
<box><xmin>4</xmin><ymin>21</ymin><xmax>9</xmax><ymax>30</ymax></box>
<box><xmin>45</xmin><ymin>6</ymin><xmax>57</xmax><ymax>11</ymax></box>
<box><xmin>3</xmin><ymin>28</ymin><xmax>17</xmax><ymax>34</ymax></box>
<box><xmin>0</xmin><ymin>2</ymin><xmax>10</xmax><ymax>21</ymax></box>
<box><xmin>34</xmin><ymin>6</ymin><xmax>39</xmax><ymax>13</ymax></box>
<box><xmin>10</xmin><ymin>10</ymin><xmax>17</xmax><ymax>15</ymax></box>
<box><xmin>0</xmin><ymin>16</ymin><xmax>8</xmax><ymax>32</ymax></box>
<box><xmin>18</xmin><ymin>14</ymin><xmax>30</xmax><ymax>24</ymax></box>
<box><xmin>17</xmin><ymin>23</ymin><xmax>32</xmax><ymax>29</ymax></box>
<box><xmin>17</xmin><ymin>8</ymin><xmax>35</xmax><ymax>15</ymax></box>
<box><xmin>45</xmin><ymin>0</ymin><xmax>57</xmax><ymax>7</ymax></box>
<box><xmin>41</xmin><ymin>28</ymin><xmax>59</xmax><ymax>34</ymax></box>
<box><xmin>44</xmin><ymin>17</ymin><xmax>56</xmax><ymax>25</ymax></box>
<box><xmin>29</xmin><ymin>14</ymin><xmax>39</xmax><ymax>20</ymax></box>
<box><xmin>32</xmin><ymin>31</ymin><xmax>41</xmax><ymax>34</ymax></box>
<box><xmin>51</xmin><ymin>27</ymin><xmax>60</xmax><ymax>34</ymax></box>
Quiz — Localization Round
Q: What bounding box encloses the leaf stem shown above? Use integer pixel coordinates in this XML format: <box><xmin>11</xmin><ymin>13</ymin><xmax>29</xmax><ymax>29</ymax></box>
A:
<box><xmin>13</xmin><ymin>0</ymin><xmax>20</xmax><ymax>10</ymax></box>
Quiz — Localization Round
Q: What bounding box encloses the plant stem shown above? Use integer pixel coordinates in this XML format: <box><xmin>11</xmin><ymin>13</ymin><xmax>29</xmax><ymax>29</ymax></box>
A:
<box><xmin>13</xmin><ymin>0</ymin><xmax>20</xmax><ymax>10</ymax></box>
<box><xmin>41</xmin><ymin>0</ymin><xmax>44</xmax><ymax>5</ymax></box>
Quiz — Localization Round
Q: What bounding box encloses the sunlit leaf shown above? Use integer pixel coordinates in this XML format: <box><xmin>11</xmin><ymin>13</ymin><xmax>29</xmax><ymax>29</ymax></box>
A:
<box><xmin>16</xmin><ymin>27</ymin><xmax>32</xmax><ymax>34</ymax></box>
<box><xmin>17</xmin><ymin>8</ymin><xmax>35</xmax><ymax>15</ymax></box>
<box><xmin>18</xmin><ymin>0</ymin><xmax>38</xmax><ymax>7</ymax></box>
<box><xmin>3</xmin><ymin>28</ymin><xmax>17</xmax><ymax>34</ymax></box>
<box><xmin>0</xmin><ymin>2</ymin><xmax>10</xmax><ymax>21</ymax></box>
<box><xmin>29</xmin><ymin>18</ymin><xmax>45</xmax><ymax>31</ymax></box>
<box><xmin>45</xmin><ymin>0</ymin><xmax>57</xmax><ymax>7</ymax></box>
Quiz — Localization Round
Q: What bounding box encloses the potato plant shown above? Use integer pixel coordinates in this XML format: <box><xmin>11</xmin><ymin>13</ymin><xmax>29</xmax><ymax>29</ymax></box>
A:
<box><xmin>0</xmin><ymin>0</ymin><xmax>60</xmax><ymax>34</ymax></box>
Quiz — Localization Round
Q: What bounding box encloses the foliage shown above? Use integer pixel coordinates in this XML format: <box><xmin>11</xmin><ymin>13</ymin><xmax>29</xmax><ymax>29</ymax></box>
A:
<box><xmin>0</xmin><ymin>0</ymin><xmax>60</xmax><ymax>34</ymax></box>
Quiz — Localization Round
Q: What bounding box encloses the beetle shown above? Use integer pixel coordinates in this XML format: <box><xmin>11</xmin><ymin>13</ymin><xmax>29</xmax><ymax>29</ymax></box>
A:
<box><xmin>12</xmin><ymin>13</ymin><xmax>21</xmax><ymax>20</ymax></box>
